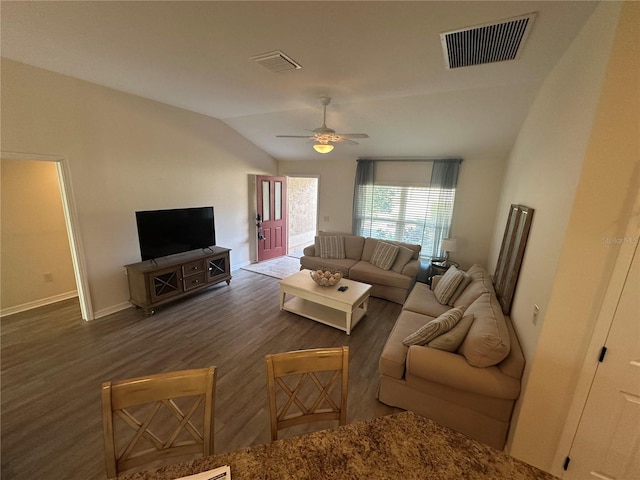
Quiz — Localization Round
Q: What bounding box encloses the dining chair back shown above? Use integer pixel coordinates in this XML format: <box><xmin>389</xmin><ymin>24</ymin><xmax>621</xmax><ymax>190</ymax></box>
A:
<box><xmin>265</xmin><ymin>346</ymin><xmax>349</xmax><ymax>441</ymax></box>
<box><xmin>101</xmin><ymin>366</ymin><xmax>216</xmax><ymax>478</ymax></box>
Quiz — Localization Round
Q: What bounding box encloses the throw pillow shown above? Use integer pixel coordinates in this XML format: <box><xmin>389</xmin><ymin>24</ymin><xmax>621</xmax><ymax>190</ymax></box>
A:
<box><xmin>447</xmin><ymin>272</ymin><xmax>472</xmax><ymax>306</ymax></box>
<box><xmin>402</xmin><ymin>306</ymin><xmax>466</xmax><ymax>346</ymax></box>
<box><xmin>370</xmin><ymin>242</ymin><xmax>400</xmax><ymax>271</ymax></box>
<box><xmin>452</xmin><ymin>264</ymin><xmax>496</xmax><ymax>307</ymax></box>
<box><xmin>316</xmin><ymin>236</ymin><xmax>345</xmax><ymax>259</ymax></box>
<box><xmin>433</xmin><ymin>266</ymin><xmax>465</xmax><ymax>305</ymax></box>
<box><xmin>428</xmin><ymin>314</ymin><xmax>474</xmax><ymax>352</ymax></box>
<box><xmin>391</xmin><ymin>244</ymin><xmax>415</xmax><ymax>273</ymax></box>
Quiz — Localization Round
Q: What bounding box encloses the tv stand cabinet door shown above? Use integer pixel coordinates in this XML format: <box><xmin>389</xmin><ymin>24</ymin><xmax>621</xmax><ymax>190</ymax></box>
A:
<box><xmin>207</xmin><ymin>251</ymin><xmax>231</xmax><ymax>284</ymax></box>
<box><xmin>148</xmin><ymin>265</ymin><xmax>184</xmax><ymax>303</ymax></box>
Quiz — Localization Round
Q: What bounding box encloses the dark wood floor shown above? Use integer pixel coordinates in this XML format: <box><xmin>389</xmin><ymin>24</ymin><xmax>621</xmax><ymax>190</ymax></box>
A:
<box><xmin>1</xmin><ymin>269</ymin><xmax>402</xmax><ymax>479</ymax></box>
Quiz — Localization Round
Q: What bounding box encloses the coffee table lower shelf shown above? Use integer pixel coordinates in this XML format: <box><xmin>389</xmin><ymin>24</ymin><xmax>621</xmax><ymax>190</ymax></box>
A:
<box><xmin>282</xmin><ymin>296</ymin><xmax>367</xmax><ymax>335</ymax></box>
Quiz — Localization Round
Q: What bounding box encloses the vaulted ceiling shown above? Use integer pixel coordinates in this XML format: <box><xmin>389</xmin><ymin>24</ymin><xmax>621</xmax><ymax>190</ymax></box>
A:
<box><xmin>1</xmin><ymin>1</ymin><xmax>598</xmax><ymax>162</ymax></box>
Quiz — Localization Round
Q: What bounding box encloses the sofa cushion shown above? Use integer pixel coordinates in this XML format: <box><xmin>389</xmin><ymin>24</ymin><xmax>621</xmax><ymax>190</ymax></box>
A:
<box><xmin>360</xmin><ymin>237</ymin><xmax>379</xmax><ymax>262</ymax></box>
<box><xmin>379</xmin><ymin>310</ymin><xmax>433</xmax><ymax>379</ymax></box>
<box><xmin>399</xmin><ymin>259</ymin><xmax>420</xmax><ymax>278</ymax></box>
<box><xmin>361</xmin><ymin>237</ymin><xmax>421</xmax><ymax>262</ymax></box>
<box><xmin>315</xmin><ymin>232</ymin><xmax>364</xmax><ymax>260</ymax></box>
<box><xmin>299</xmin><ymin>257</ymin><xmax>358</xmax><ymax>277</ymax></box>
<box><xmin>349</xmin><ymin>261</ymin><xmax>414</xmax><ymax>289</ymax></box>
<box><xmin>433</xmin><ymin>266</ymin><xmax>465</xmax><ymax>304</ymax></box>
<box><xmin>428</xmin><ymin>314</ymin><xmax>475</xmax><ymax>352</ymax></box>
<box><xmin>458</xmin><ymin>293</ymin><xmax>511</xmax><ymax>367</ymax></box>
<box><xmin>370</xmin><ymin>242</ymin><xmax>399</xmax><ymax>270</ymax></box>
<box><xmin>391</xmin><ymin>244</ymin><xmax>415</xmax><ymax>273</ymax></box>
<box><xmin>402</xmin><ymin>282</ymin><xmax>452</xmax><ymax>318</ymax></box>
<box><xmin>405</xmin><ymin>346</ymin><xmax>522</xmax><ymax>401</ymax></box>
<box><xmin>391</xmin><ymin>241</ymin><xmax>421</xmax><ymax>260</ymax></box>
<box><xmin>342</xmin><ymin>235</ymin><xmax>365</xmax><ymax>260</ymax></box>
<box><xmin>402</xmin><ymin>306</ymin><xmax>466</xmax><ymax>346</ymax></box>
<box><xmin>316</xmin><ymin>235</ymin><xmax>345</xmax><ymax>259</ymax></box>
<box><xmin>452</xmin><ymin>264</ymin><xmax>494</xmax><ymax>308</ymax></box>
<box><xmin>447</xmin><ymin>272</ymin><xmax>472</xmax><ymax>306</ymax></box>
<box><xmin>497</xmin><ymin>316</ymin><xmax>526</xmax><ymax>380</ymax></box>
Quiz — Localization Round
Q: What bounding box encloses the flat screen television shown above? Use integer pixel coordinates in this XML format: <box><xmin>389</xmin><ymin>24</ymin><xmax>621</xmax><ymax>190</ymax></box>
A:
<box><xmin>135</xmin><ymin>207</ymin><xmax>216</xmax><ymax>261</ymax></box>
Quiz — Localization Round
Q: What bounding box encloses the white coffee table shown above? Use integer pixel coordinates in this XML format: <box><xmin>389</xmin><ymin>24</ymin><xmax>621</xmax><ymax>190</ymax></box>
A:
<box><xmin>279</xmin><ymin>269</ymin><xmax>372</xmax><ymax>335</ymax></box>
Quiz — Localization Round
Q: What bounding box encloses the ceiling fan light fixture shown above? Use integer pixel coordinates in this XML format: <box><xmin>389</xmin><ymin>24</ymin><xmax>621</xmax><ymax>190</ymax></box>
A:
<box><xmin>313</xmin><ymin>143</ymin><xmax>334</xmax><ymax>154</ymax></box>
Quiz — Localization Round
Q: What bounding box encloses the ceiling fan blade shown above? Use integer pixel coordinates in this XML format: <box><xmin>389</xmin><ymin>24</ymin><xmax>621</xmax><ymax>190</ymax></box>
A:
<box><xmin>277</xmin><ymin>98</ymin><xmax>368</xmax><ymax>147</ymax></box>
<box><xmin>276</xmin><ymin>135</ymin><xmax>315</xmax><ymax>138</ymax></box>
<box><xmin>335</xmin><ymin>133</ymin><xmax>369</xmax><ymax>139</ymax></box>
<box><xmin>336</xmin><ymin>138</ymin><xmax>359</xmax><ymax>145</ymax></box>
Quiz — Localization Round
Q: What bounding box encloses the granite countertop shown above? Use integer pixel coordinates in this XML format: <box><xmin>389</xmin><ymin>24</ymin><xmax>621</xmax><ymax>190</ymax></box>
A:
<box><xmin>120</xmin><ymin>411</ymin><xmax>557</xmax><ymax>480</ymax></box>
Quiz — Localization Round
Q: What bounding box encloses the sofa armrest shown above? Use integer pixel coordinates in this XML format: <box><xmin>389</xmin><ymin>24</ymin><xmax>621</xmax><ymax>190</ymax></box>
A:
<box><xmin>303</xmin><ymin>244</ymin><xmax>316</xmax><ymax>256</ymax></box>
<box><xmin>406</xmin><ymin>346</ymin><xmax>521</xmax><ymax>400</ymax></box>
<box><xmin>402</xmin><ymin>259</ymin><xmax>420</xmax><ymax>278</ymax></box>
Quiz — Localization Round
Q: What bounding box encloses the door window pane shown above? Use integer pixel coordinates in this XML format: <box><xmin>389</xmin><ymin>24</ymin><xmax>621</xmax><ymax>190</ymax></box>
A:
<box><xmin>262</xmin><ymin>180</ymin><xmax>270</xmax><ymax>221</ymax></box>
<box><xmin>275</xmin><ymin>181</ymin><xmax>282</xmax><ymax>221</ymax></box>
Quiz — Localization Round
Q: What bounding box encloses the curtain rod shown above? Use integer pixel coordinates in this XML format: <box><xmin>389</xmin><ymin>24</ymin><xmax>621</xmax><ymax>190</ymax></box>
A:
<box><xmin>357</xmin><ymin>157</ymin><xmax>463</xmax><ymax>163</ymax></box>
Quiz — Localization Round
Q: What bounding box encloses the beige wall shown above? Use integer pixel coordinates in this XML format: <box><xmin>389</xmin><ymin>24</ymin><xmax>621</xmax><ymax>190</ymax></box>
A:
<box><xmin>489</xmin><ymin>2</ymin><xmax>622</xmax><ymax>364</ymax></box>
<box><xmin>1</xmin><ymin>59</ymin><xmax>277</xmax><ymax>318</ymax></box>
<box><xmin>1</xmin><ymin>159</ymin><xmax>77</xmax><ymax>313</ymax></box>
<box><xmin>492</xmin><ymin>1</ymin><xmax>638</xmax><ymax>472</ymax></box>
<box><xmin>279</xmin><ymin>155</ymin><xmax>506</xmax><ymax>268</ymax></box>
<box><xmin>449</xmin><ymin>154</ymin><xmax>506</xmax><ymax>268</ymax></box>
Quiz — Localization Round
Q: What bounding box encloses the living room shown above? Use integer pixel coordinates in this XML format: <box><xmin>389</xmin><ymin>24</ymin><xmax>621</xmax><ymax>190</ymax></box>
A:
<box><xmin>1</xmin><ymin>1</ymin><xmax>638</xmax><ymax>479</ymax></box>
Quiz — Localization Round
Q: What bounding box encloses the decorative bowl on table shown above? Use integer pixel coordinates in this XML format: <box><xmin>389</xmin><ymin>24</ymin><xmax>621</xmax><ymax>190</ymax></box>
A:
<box><xmin>310</xmin><ymin>269</ymin><xmax>343</xmax><ymax>287</ymax></box>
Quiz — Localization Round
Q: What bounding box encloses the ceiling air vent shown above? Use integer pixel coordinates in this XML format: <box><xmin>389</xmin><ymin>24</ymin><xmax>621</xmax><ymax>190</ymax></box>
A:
<box><xmin>441</xmin><ymin>13</ymin><xmax>536</xmax><ymax>69</ymax></box>
<box><xmin>252</xmin><ymin>50</ymin><xmax>302</xmax><ymax>73</ymax></box>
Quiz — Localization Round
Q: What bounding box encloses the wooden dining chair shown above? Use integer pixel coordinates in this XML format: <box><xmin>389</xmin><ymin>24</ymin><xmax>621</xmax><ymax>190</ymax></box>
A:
<box><xmin>101</xmin><ymin>366</ymin><xmax>216</xmax><ymax>478</ymax></box>
<box><xmin>265</xmin><ymin>346</ymin><xmax>349</xmax><ymax>441</ymax></box>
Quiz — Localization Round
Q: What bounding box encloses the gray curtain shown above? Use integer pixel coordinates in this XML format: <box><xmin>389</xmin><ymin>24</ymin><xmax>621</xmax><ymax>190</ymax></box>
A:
<box><xmin>426</xmin><ymin>159</ymin><xmax>461</xmax><ymax>258</ymax></box>
<box><xmin>352</xmin><ymin>160</ymin><xmax>375</xmax><ymax>235</ymax></box>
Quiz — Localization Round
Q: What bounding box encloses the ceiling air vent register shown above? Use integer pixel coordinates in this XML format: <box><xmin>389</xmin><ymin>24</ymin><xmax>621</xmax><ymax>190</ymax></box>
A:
<box><xmin>252</xmin><ymin>50</ymin><xmax>302</xmax><ymax>73</ymax></box>
<box><xmin>441</xmin><ymin>13</ymin><xmax>536</xmax><ymax>69</ymax></box>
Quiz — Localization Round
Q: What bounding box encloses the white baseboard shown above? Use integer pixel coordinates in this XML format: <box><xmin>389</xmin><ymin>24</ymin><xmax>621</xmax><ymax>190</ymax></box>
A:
<box><xmin>93</xmin><ymin>302</ymin><xmax>133</xmax><ymax>320</ymax></box>
<box><xmin>1</xmin><ymin>291</ymin><xmax>78</xmax><ymax>317</ymax></box>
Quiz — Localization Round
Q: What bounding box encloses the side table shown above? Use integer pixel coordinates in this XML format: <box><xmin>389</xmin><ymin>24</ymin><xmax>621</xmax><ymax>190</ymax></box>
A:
<box><xmin>427</xmin><ymin>261</ymin><xmax>459</xmax><ymax>285</ymax></box>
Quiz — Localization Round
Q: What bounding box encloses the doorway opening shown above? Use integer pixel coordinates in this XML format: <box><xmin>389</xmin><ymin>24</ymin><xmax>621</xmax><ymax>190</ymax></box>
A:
<box><xmin>287</xmin><ymin>176</ymin><xmax>318</xmax><ymax>258</ymax></box>
<box><xmin>1</xmin><ymin>152</ymin><xmax>93</xmax><ymax>320</ymax></box>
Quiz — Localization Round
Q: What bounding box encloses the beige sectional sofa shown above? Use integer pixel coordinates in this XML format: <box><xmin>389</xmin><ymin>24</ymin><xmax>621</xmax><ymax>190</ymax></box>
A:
<box><xmin>378</xmin><ymin>264</ymin><xmax>525</xmax><ymax>449</ymax></box>
<box><xmin>300</xmin><ymin>233</ymin><xmax>421</xmax><ymax>304</ymax></box>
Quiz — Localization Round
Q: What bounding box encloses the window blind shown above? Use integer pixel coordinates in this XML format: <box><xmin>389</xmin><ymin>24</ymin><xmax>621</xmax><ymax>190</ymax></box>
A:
<box><xmin>353</xmin><ymin>159</ymin><xmax>460</xmax><ymax>259</ymax></box>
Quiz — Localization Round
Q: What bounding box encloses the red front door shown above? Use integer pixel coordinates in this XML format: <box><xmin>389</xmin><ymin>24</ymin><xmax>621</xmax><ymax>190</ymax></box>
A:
<box><xmin>257</xmin><ymin>176</ymin><xmax>287</xmax><ymax>262</ymax></box>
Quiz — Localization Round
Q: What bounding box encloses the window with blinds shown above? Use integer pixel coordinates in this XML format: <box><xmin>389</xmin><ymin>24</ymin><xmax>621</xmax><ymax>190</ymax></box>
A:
<box><xmin>354</xmin><ymin>161</ymin><xmax>457</xmax><ymax>259</ymax></box>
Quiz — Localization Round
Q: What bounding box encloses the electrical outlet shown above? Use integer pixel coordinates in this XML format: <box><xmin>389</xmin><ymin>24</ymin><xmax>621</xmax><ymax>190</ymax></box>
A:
<box><xmin>43</xmin><ymin>272</ymin><xmax>53</xmax><ymax>283</ymax></box>
<box><xmin>532</xmin><ymin>304</ymin><xmax>540</xmax><ymax>325</ymax></box>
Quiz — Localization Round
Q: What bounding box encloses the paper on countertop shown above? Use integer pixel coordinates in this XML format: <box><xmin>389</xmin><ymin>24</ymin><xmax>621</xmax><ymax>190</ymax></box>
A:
<box><xmin>173</xmin><ymin>465</ymin><xmax>231</xmax><ymax>480</ymax></box>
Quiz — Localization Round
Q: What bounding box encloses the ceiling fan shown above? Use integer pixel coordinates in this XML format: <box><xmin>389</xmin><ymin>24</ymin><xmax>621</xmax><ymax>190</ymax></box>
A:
<box><xmin>276</xmin><ymin>97</ymin><xmax>369</xmax><ymax>154</ymax></box>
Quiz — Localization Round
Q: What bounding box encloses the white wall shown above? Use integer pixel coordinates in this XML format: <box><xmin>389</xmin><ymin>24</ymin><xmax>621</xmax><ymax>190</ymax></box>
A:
<box><xmin>489</xmin><ymin>2</ymin><xmax>639</xmax><ymax>472</ymax></box>
<box><xmin>1</xmin><ymin>159</ymin><xmax>77</xmax><ymax>313</ymax></box>
<box><xmin>1</xmin><ymin>59</ymin><xmax>277</xmax><ymax>318</ymax></box>
<box><xmin>279</xmin><ymin>154</ymin><xmax>506</xmax><ymax>268</ymax></box>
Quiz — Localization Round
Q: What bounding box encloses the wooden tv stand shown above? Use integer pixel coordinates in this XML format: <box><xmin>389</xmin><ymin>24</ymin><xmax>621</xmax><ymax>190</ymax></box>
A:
<box><xmin>125</xmin><ymin>247</ymin><xmax>231</xmax><ymax>315</ymax></box>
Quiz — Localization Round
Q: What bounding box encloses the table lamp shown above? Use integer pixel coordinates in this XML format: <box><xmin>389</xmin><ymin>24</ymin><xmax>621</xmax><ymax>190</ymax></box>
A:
<box><xmin>441</xmin><ymin>238</ymin><xmax>457</xmax><ymax>265</ymax></box>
